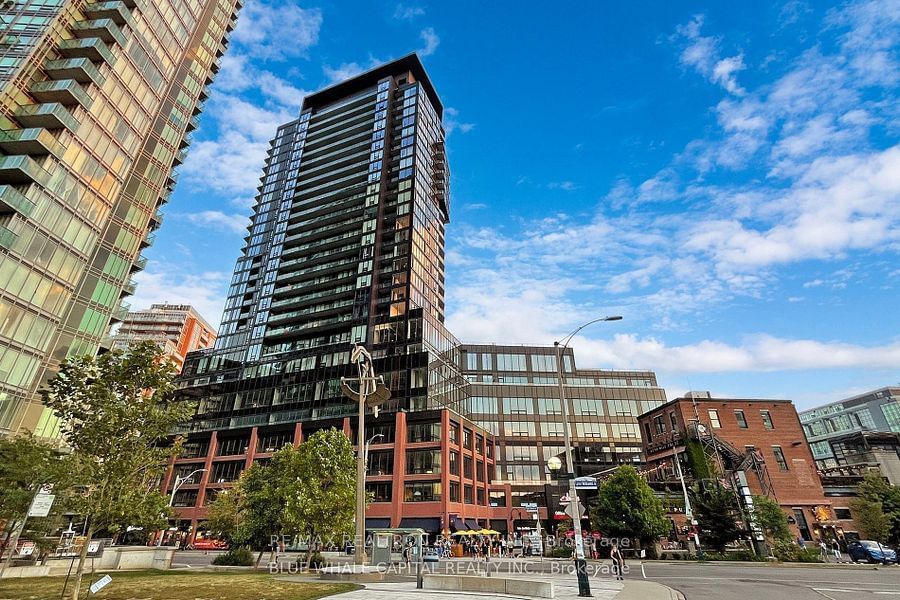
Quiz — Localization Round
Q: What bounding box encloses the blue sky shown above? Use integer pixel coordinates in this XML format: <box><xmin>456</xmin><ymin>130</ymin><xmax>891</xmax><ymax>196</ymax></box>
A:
<box><xmin>132</xmin><ymin>0</ymin><xmax>900</xmax><ymax>410</ymax></box>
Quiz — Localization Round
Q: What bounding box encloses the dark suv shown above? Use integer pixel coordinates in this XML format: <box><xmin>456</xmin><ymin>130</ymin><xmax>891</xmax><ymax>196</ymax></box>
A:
<box><xmin>847</xmin><ymin>540</ymin><xmax>897</xmax><ymax>564</ymax></box>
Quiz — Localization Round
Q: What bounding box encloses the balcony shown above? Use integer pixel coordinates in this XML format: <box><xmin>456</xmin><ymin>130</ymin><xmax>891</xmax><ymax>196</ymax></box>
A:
<box><xmin>172</xmin><ymin>148</ymin><xmax>187</xmax><ymax>166</ymax></box>
<box><xmin>72</xmin><ymin>19</ymin><xmax>127</xmax><ymax>47</ymax></box>
<box><xmin>14</xmin><ymin>103</ymin><xmax>79</xmax><ymax>131</ymax></box>
<box><xmin>0</xmin><ymin>185</ymin><xmax>36</xmax><ymax>217</ymax></box>
<box><xmin>44</xmin><ymin>57</ymin><xmax>104</xmax><ymax>86</ymax></box>
<box><xmin>149</xmin><ymin>210</ymin><xmax>163</xmax><ymax>229</ymax></box>
<box><xmin>58</xmin><ymin>38</ymin><xmax>115</xmax><ymax>64</ymax></box>
<box><xmin>130</xmin><ymin>254</ymin><xmax>147</xmax><ymax>272</ymax></box>
<box><xmin>0</xmin><ymin>128</ymin><xmax>64</xmax><ymax>158</ymax></box>
<box><xmin>120</xmin><ymin>0</ymin><xmax>137</xmax><ymax>7</ymax></box>
<box><xmin>83</xmin><ymin>1</ymin><xmax>132</xmax><ymax>25</ymax></box>
<box><xmin>120</xmin><ymin>279</ymin><xmax>137</xmax><ymax>296</ymax></box>
<box><xmin>0</xmin><ymin>155</ymin><xmax>51</xmax><ymax>186</ymax></box>
<box><xmin>30</xmin><ymin>79</ymin><xmax>93</xmax><ymax>109</ymax></box>
<box><xmin>110</xmin><ymin>303</ymin><xmax>130</xmax><ymax>323</ymax></box>
<box><xmin>139</xmin><ymin>231</ymin><xmax>155</xmax><ymax>249</ymax></box>
<box><xmin>0</xmin><ymin>223</ymin><xmax>16</xmax><ymax>250</ymax></box>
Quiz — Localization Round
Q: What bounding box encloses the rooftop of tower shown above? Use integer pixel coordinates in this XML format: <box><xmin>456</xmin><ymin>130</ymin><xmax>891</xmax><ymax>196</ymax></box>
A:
<box><xmin>303</xmin><ymin>52</ymin><xmax>443</xmax><ymax>118</ymax></box>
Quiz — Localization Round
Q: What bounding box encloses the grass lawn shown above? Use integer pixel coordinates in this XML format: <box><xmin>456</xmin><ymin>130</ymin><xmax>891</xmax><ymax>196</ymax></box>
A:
<box><xmin>0</xmin><ymin>569</ymin><xmax>358</xmax><ymax>600</ymax></box>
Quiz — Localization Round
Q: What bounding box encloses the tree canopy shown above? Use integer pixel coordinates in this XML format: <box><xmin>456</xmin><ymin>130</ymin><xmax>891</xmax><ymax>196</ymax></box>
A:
<box><xmin>853</xmin><ymin>473</ymin><xmax>900</xmax><ymax>544</ymax></box>
<box><xmin>41</xmin><ymin>342</ymin><xmax>191</xmax><ymax>599</ymax></box>
<box><xmin>751</xmin><ymin>494</ymin><xmax>791</xmax><ymax>543</ymax></box>
<box><xmin>590</xmin><ymin>465</ymin><xmax>668</xmax><ymax>545</ymax></box>
<box><xmin>691</xmin><ymin>481</ymin><xmax>743</xmax><ymax>552</ymax></box>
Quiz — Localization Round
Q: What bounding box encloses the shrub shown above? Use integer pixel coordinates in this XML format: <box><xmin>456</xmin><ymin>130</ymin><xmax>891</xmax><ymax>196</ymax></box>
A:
<box><xmin>772</xmin><ymin>541</ymin><xmax>822</xmax><ymax>563</ymax></box>
<box><xmin>211</xmin><ymin>546</ymin><xmax>254</xmax><ymax>566</ymax></box>
<box><xmin>546</xmin><ymin>546</ymin><xmax>573</xmax><ymax>558</ymax></box>
<box><xmin>296</xmin><ymin>552</ymin><xmax>327</xmax><ymax>569</ymax></box>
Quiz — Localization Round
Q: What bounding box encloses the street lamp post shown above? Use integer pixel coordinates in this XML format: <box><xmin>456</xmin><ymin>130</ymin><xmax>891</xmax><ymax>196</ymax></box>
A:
<box><xmin>158</xmin><ymin>468</ymin><xmax>206</xmax><ymax>547</ymax></box>
<box><xmin>340</xmin><ymin>344</ymin><xmax>391</xmax><ymax>565</ymax></box>
<box><xmin>553</xmin><ymin>315</ymin><xmax>622</xmax><ymax>598</ymax></box>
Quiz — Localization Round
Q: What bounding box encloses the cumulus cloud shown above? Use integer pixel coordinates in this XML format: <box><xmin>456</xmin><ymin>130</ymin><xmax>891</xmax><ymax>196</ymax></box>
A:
<box><xmin>180</xmin><ymin>210</ymin><xmax>250</xmax><ymax>234</ymax></box>
<box><xmin>418</xmin><ymin>27</ymin><xmax>440</xmax><ymax>56</ymax></box>
<box><xmin>394</xmin><ymin>3</ymin><xmax>425</xmax><ymax>20</ymax></box>
<box><xmin>130</xmin><ymin>267</ymin><xmax>230</xmax><ymax>329</ymax></box>
<box><xmin>674</xmin><ymin>14</ymin><xmax>746</xmax><ymax>95</ymax></box>
<box><xmin>231</xmin><ymin>1</ymin><xmax>322</xmax><ymax>60</ymax></box>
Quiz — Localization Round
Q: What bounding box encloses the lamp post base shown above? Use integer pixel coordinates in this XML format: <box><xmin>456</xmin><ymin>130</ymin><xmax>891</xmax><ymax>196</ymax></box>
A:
<box><xmin>575</xmin><ymin>557</ymin><xmax>592</xmax><ymax>597</ymax></box>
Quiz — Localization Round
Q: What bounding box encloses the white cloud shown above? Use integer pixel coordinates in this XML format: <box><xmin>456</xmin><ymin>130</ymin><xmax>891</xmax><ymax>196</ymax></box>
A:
<box><xmin>548</xmin><ymin>181</ymin><xmax>578</xmax><ymax>192</ymax></box>
<box><xmin>130</xmin><ymin>267</ymin><xmax>230</xmax><ymax>329</ymax></box>
<box><xmin>394</xmin><ymin>3</ymin><xmax>425</xmax><ymax>20</ymax></box>
<box><xmin>323</xmin><ymin>57</ymin><xmax>384</xmax><ymax>84</ymax></box>
<box><xmin>675</xmin><ymin>14</ymin><xmax>745</xmax><ymax>95</ymax></box>
<box><xmin>180</xmin><ymin>210</ymin><xmax>249</xmax><ymax>234</ymax></box>
<box><xmin>418</xmin><ymin>27</ymin><xmax>440</xmax><ymax>56</ymax></box>
<box><xmin>231</xmin><ymin>1</ymin><xmax>322</xmax><ymax>60</ymax></box>
<box><xmin>443</xmin><ymin>106</ymin><xmax>475</xmax><ymax>135</ymax></box>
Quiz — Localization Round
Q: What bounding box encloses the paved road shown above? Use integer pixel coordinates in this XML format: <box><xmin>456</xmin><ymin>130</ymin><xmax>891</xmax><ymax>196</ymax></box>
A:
<box><xmin>642</xmin><ymin>562</ymin><xmax>900</xmax><ymax>600</ymax></box>
<box><xmin>173</xmin><ymin>552</ymin><xmax>900</xmax><ymax>600</ymax></box>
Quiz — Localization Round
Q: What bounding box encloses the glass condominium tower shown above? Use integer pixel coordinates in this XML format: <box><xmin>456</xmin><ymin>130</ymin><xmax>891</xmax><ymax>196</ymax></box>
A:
<box><xmin>177</xmin><ymin>54</ymin><xmax>458</xmax><ymax>439</ymax></box>
<box><xmin>0</xmin><ymin>0</ymin><xmax>243</xmax><ymax>436</ymax></box>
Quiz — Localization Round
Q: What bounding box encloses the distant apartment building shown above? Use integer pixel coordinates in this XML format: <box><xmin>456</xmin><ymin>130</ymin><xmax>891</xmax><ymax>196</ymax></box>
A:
<box><xmin>639</xmin><ymin>392</ymin><xmax>838</xmax><ymax>543</ymax></box>
<box><xmin>799</xmin><ymin>387</ymin><xmax>900</xmax><ymax>469</ymax></box>
<box><xmin>458</xmin><ymin>343</ymin><xmax>667</xmax><ymax>531</ymax></box>
<box><xmin>0</xmin><ymin>0</ymin><xmax>243</xmax><ymax>437</ymax></box>
<box><xmin>110</xmin><ymin>303</ymin><xmax>215</xmax><ymax>372</ymax></box>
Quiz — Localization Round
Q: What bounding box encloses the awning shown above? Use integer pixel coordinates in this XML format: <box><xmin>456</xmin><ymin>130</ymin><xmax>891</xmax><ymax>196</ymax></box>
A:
<box><xmin>450</xmin><ymin>516</ymin><xmax>469</xmax><ymax>531</ymax></box>
<box><xmin>490</xmin><ymin>520</ymin><xmax>509</xmax><ymax>533</ymax></box>
<box><xmin>465</xmin><ymin>519</ymin><xmax>479</xmax><ymax>530</ymax></box>
<box><xmin>365</xmin><ymin>518</ymin><xmax>391</xmax><ymax>529</ymax></box>
<box><xmin>399</xmin><ymin>518</ymin><xmax>441</xmax><ymax>532</ymax></box>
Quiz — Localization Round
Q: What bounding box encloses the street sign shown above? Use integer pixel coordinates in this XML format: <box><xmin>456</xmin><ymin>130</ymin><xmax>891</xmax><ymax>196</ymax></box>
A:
<box><xmin>564</xmin><ymin>501</ymin><xmax>586</xmax><ymax>520</ymax></box>
<box><xmin>27</xmin><ymin>493</ymin><xmax>55</xmax><ymax>518</ymax></box>
<box><xmin>574</xmin><ymin>476</ymin><xmax>598</xmax><ymax>490</ymax></box>
<box><xmin>89</xmin><ymin>574</ymin><xmax>112</xmax><ymax>594</ymax></box>
<box><xmin>559</xmin><ymin>494</ymin><xmax>570</xmax><ymax>504</ymax></box>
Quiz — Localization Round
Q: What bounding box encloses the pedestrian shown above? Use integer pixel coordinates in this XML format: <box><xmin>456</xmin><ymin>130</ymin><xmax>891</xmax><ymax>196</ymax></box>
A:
<box><xmin>831</xmin><ymin>538</ymin><xmax>842</xmax><ymax>562</ymax></box>
<box><xmin>610</xmin><ymin>541</ymin><xmax>624</xmax><ymax>581</ymax></box>
<box><xmin>818</xmin><ymin>539</ymin><xmax>829</xmax><ymax>562</ymax></box>
<box><xmin>797</xmin><ymin>535</ymin><xmax>805</xmax><ymax>547</ymax></box>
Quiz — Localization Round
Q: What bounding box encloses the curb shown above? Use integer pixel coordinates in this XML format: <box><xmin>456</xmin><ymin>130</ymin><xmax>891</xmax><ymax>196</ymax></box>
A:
<box><xmin>617</xmin><ymin>580</ymin><xmax>684</xmax><ymax>600</ymax></box>
<box><xmin>650</xmin><ymin>560</ymin><xmax>888</xmax><ymax>569</ymax></box>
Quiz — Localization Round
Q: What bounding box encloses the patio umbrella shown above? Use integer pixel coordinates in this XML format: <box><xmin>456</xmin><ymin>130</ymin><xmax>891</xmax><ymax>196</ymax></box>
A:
<box><xmin>451</xmin><ymin>530</ymin><xmax>476</xmax><ymax>536</ymax></box>
<box><xmin>477</xmin><ymin>529</ymin><xmax>500</xmax><ymax>535</ymax></box>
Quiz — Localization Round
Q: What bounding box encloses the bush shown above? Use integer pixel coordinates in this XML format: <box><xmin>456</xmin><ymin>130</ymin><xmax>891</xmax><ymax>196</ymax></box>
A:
<box><xmin>701</xmin><ymin>550</ymin><xmax>759</xmax><ymax>561</ymax></box>
<box><xmin>546</xmin><ymin>546</ymin><xmax>573</xmax><ymax>558</ymax></box>
<box><xmin>772</xmin><ymin>541</ymin><xmax>822</xmax><ymax>563</ymax></box>
<box><xmin>295</xmin><ymin>552</ymin><xmax>327</xmax><ymax>569</ymax></box>
<box><xmin>211</xmin><ymin>546</ymin><xmax>254</xmax><ymax>566</ymax></box>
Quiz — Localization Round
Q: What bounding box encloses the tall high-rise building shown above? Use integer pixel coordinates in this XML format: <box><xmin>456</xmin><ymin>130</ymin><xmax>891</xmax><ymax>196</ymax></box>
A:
<box><xmin>0</xmin><ymin>0</ymin><xmax>243</xmax><ymax>436</ymax></box>
<box><xmin>110</xmin><ymin>303</ymin><xmax>216</xmax><ymax>372</ymax></box>
<box><xmin>169</xmin><ymin>55</ymin><xmax>479</xmax><ymax>540</ymax></box>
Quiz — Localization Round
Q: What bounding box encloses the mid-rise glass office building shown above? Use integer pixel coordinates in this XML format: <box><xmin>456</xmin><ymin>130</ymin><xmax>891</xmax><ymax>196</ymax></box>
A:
<box><xmin>0</xmin><ymin>0</ymin><xmax>243</xmax><ymax>436</ymax></box>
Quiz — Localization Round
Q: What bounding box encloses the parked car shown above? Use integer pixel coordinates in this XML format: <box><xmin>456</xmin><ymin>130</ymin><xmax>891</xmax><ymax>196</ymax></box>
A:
<box><xmin>423</xmin><ymin>546</ymin><xmax>441</xmax><ymax>562</ymax></box>
<box><xmin>847</xmin><ymin>540</ymin><xmax>897</xmax><ymax>564</ymax></box>
<box><xmin>192</xmin><ymin>538</ymin><xmax>228</xmax><ymax>551</ymax></box>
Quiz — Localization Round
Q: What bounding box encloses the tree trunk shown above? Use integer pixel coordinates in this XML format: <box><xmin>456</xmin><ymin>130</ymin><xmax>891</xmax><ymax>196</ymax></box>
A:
<box><xmin>255</xmin><ymin>549</ymin><xmax>264</xmax><ymax>569</ymax></box>
<box><xmin>70</xmin><ymin>523</ymin><xmax>94</xmax><ymax>600</ymax></box>
<box><xmin>0</xmin><ymin>518</ymin><xmax>22</xmax><ymax>578</ymax></box>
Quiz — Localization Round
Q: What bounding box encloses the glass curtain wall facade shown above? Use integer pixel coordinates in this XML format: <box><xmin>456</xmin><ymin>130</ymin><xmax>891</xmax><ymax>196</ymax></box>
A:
<box><xmin>171</xmin><ymin>56</ymin><xmax>471</xmax><ymax>528</ymax></box>
<box><xmin>0</xmin><ymin>0</ymin><xmax>242</xmax><ymax>436</ymax></box>
<box><xmin>457</xmin><ymin>343</ymin><xmax>666</xmax><ymax>518</ymax></box>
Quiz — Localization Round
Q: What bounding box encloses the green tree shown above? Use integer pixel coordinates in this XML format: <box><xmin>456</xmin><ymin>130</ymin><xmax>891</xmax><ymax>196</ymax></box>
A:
<box><xmin>205</xmin><ymin>428</ymin><xmax>356</xmax><ymax>567</ymax></box>
<box><xmin>41</xmin><ymin>342</ymin><xmax>192</xmax><ymax>600</ymax></box>
<box><xmin>286</xmin><ymin>428</ymin><xmax>357</xmax><ymax>564</ymax></box>
<box><xmin>752</xmin><ymin>495</ymin><xmax>791</xmax><ymax>543</ymax></box>
<box><xmin>0</xmin><ymin>434</ymin><xmax>69</xmax><ymax>575</ymax></box>
<box><xmin>849</xmin><ymin>497</ymin><xmax>891</xmax><ymax>543</ymax></box>
<box><xmin>590</xmin><ymin>465</ymin><xmax>668</xmax><ymax>547</ymax></box>
<box><xmin>856</xmin><ymin>473</ymin><xmax>900</xmax><ymax>544</ymax></box>
<box><xmin>691</xmin><ymin>481</ymin><xmax>742</xmax><ymax>552</ymax></box>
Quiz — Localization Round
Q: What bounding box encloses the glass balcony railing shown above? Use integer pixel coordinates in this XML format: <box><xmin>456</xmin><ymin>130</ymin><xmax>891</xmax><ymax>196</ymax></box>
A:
<box><xmin>30</xmin><ymin>79</ymin><xmax>93</xmax><ymax>109</ymax></box>
<box><xmin>0</xmin><ymin>155</ymin><xmax>51</xmax><ymax>186</ymax></box>
<box><xmin>83</xmin><ymin>2</ymin><xmax>131</xmax><ymax>26</ymax></box>
<box><xmin>0</xmin><ymin>128</ymin><xmax>64</xmax><ymax>157</ymax></box>
<box><xmin>44</xmin><ymin>57</ymin><xmax>104</xmax><ymax>86</ymax></box>
<box><xmin>0</xmin><ymin>185</ymin><xmax>36</xmax><ymax>217</ymax></box>
<box><xmin>0</xmin><ymin>223</ymin><xmax>17</xmax><ymax>250</ymax></box>
<box><xmin>72</xmin><ymin>19</ymin><xmax>127</xmax><ymax>47</ymax></box>
<box><xmin>13</xmin><ymin>103</ymin><xmax>79</xmax><ymax>131</ymax></box>
<box><xmin>58</xmin><ymin>38</ymin><xmax>115</xmax><ymax>64</ymax></box>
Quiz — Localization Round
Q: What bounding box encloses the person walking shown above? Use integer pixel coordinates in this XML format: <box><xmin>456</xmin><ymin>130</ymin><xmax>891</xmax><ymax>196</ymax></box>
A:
<box><xmin>818</xmin><ymin>539</ymin><xmax>829</xmax><ymax>562</ymax></box>
<box><xmin>610</xmin><ymin>541</ymin><xmax>625</xmax><ymax>581</ymax></box>
<box><xmin>831</xmin><ymin>538</ymin><xmax>842</xmax><ymax>562</ymax></box>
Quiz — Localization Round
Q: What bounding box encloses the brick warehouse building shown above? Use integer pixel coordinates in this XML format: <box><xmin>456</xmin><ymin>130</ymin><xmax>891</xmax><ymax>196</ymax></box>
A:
<box><xmin>638</xmin><ymin>392</ymin><xmax>841</xmax><ymax>545</ymax></box>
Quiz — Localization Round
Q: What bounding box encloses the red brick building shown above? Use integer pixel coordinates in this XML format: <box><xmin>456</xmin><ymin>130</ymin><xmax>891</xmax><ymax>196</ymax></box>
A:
<box><xmin>163</xmin><ymin>408</ymin><xmax>517</xmax><ymax>544</ymax></box>
<box><xmin>638</xmin><ymin>392</ymin><xmax>837</xmax><ymax>543</ymax></box>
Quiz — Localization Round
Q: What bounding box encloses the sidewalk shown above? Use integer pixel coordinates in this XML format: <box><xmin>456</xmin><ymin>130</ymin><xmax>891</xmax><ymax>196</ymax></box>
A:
<box><xmin>282</xmin><ymin>574</ymin><xmax>681</xmax><ymax>599</ymax></box>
